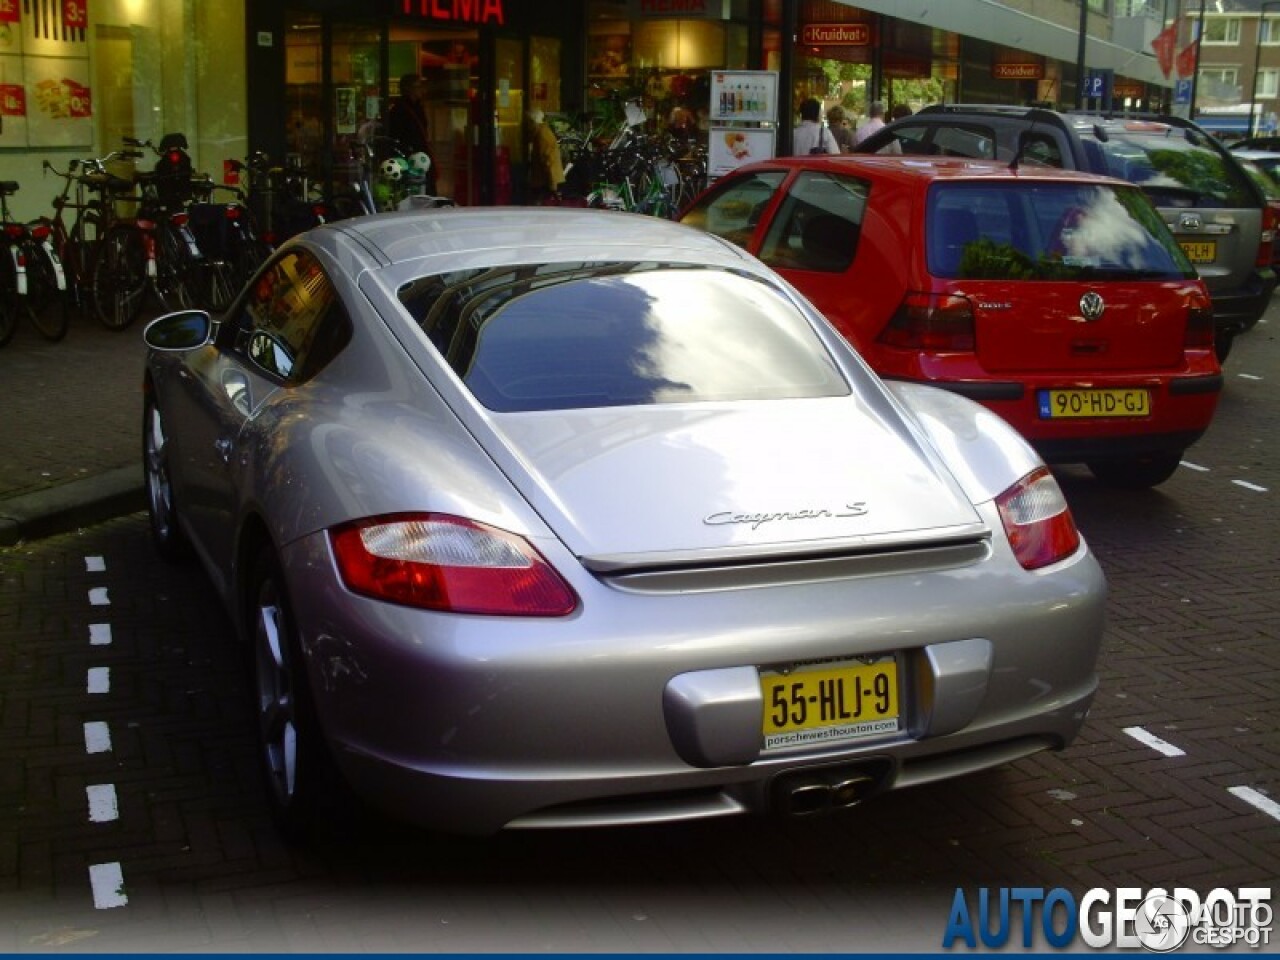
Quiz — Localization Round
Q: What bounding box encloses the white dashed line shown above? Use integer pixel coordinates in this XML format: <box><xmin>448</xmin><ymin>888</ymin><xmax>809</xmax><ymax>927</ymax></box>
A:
<box><xmin>1123</xmin><ymin>725</ymin><xmax>1186</xmax><ymax>758</ymax></box>
<box><xmin>88</xmin><ymin>587</ymin><xmax>110</xmax><ymax>606</ymax></box>
<box><xmin>88</xmin><ymin>862</ymin><xmax>128</xmax><ymax>909</ymax></box>
<box><xmin>1233</xmin><ymin>480</ymin><xmax>1269</xmax><ymax>493</ymax></box>
<box><xmin>1229</xmin><ymin>786</ymin><xmax>1280</xmax><ymax>822</ymax></box>
<box><xmin>85</xmin><ymin>556</ymin><xmax>106</xmax><ymax>573</ymax></box>
<box><xmin>86</xmin><ymin>784</ymin><xmax>119</xmax><ymax>823</ymax></box>
<box><xmin>89</xmin><ymin>623</ymin><xmax>112</xmax><ymax>646</ymax></box>
<box><xmin>1179</xmin><ymin>461</ymin><xmax>1210</xmax><ymax>472</ymax></box>
<box><xmin>83</xmin><ymin>721</ymin><xmax>112</xmax><ymax>754</ymax></box>
<box><xmin>87</xmin><ymin>667</ymin><xmax>110</xmax><ymax>694</ymax></box>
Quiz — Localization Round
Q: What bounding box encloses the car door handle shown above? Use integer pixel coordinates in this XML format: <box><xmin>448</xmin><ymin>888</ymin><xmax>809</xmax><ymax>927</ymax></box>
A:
<box><xmin>214</xmin><ymin>437</ymin><xmax>234</xmax><ymax>463</ymax></box>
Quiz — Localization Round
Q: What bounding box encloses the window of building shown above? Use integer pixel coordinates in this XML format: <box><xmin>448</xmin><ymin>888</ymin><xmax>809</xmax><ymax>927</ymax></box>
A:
<box><xmin>1258</xmin><ymin>70</ymin><xmax>1280</xmax><ymax>98</ymax></box>
<box><xmin>1201</xmin><ymin>18</ymin><xmax>1241</xmax><ymax>45</ymax></box>
<box><xmin>1263</xmin><ymin>18</ymin><xmax>1280</xmax><ymax>45</ymax></box>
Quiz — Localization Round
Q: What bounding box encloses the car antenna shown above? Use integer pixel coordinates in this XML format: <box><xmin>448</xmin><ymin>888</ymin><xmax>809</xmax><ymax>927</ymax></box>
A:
<box><xmin>1010</xmin><ymin>105</ymin><xmax>1041</xmax><ymax>171</ymax></box>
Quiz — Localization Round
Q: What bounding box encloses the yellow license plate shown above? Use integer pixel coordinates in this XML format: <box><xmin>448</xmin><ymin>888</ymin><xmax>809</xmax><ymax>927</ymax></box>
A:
<box><xmin>760</xmin><ymin>658</ymin><xmax>900</xmax><ymax>751</ymax></box>
<box><xmin>1179</xmin><ymin>240</ymin><xmax>1216</xmax><ymax>264</ymax></box>
<box><xmin>1040</xmin><ymin>388</ymin><xmax>1151</xmax><ymax>419</ymax></box>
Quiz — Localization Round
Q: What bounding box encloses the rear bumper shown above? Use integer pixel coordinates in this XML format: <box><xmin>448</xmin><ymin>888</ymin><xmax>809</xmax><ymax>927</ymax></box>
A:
<box><xmin>1208</xmin><ymin>268</ymin><xmax>1276</xmax><ymax>334</ymax></box>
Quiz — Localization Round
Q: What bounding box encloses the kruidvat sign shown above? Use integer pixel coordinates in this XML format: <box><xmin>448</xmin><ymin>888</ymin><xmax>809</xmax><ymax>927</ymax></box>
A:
<box><xmin>801</xmin><ymin>23</ymin><xmax>870</xmax><ymax>46</ymax></box>
<box><xmin>993</xmin><ymin>63</ymin><xmax>1044</xmax><ymax>80</ymax></box>
<box><xmin>398</xmin><ymin>0</ymin><xmax>505</xmax><ymax>24</ymax></box>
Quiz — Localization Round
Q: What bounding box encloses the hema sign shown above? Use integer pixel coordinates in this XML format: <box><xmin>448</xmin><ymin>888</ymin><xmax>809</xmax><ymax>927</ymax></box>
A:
<box><xmin>628</xmin><ymin>0</ymin><xmax>730</xmax><ymax>19</ymax></box>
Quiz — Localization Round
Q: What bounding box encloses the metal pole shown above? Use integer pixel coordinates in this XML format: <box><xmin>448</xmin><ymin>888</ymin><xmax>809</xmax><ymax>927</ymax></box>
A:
<box><xmin>1188</xmin><ymin>0</ymin><xmax>1207</xmax><ymax>117</ymax></box>
<box><xmin>1076</xmin><ymin>0</ymin><xmax>1089</xmax><ymax>109</ymax></box>
<box><xmin>1252</xmin><ymin>7</ymin><xmax>1266</xmax><ymax>139</ymax></box>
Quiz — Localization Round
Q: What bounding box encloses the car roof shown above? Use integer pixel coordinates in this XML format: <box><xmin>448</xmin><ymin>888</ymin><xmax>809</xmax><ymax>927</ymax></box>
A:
<box><xmin>726</xmin><ymin>154</ymin><xmax>1133</xmax><ymax>188</ymax></box>
<box><xmin>305</xmin><ymin>207</ymin><xmax>761</xmax><ymax>272</ymax></box>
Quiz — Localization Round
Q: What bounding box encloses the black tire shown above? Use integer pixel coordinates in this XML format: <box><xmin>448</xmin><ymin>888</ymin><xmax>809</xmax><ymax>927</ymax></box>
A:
<box><xmin>65</xmin><ymin>212</ymin><xmax>101</xmax><ymax>320</ymax></box>
<box><xmin>248</xmin><ymin>548</ymin><xmax>335</xmax><ymax>842</ymax></box>
<box><xmin>1087</xmin><ymin>451</ymin><xmax>1182</xmax><ymax>489</ymax></box>
<box><xmin>25</xmin><ymin>241</ymin><xmax>69</xmax><ymax>342</ymax></box>
<box><xmin>142</xmin><ymin>394</ymin><xmax>190</xmax><ymax>561</ymax></box>
<box><xmin>93</xmin><ymin>225</ymin><xmax>148</xmax><ymax>330</ymax></box>
<box><xmin>151</xmin><ymin>223</ymin><xmax>195</xmax><ymax>313</ymax></box>
<box><xmin>186</xmin><ymin>259</ymin><xmax>237</xmax><ymax>313</ymax></box>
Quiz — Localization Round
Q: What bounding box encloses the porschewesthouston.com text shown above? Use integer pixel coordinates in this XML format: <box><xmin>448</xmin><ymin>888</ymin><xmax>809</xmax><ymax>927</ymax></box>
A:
<box><xmin>943</xmin><ymin>886</ymin><xmax>1272</xmax><ymax>951</ymax></box>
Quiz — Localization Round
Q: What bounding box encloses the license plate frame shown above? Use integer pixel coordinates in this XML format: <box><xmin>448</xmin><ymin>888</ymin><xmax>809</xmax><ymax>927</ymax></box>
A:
<box><xmin>760</xmin><ymin>656</ymin><xmax>901</xmax><ymax>752</ymax></box>
<box><xmin>1038</xmin><ymin>388</ymin><xmax>1151</xmax><ymax>419</ymax></box>
<box><xmin>1179</xmin><ymin>239</ymin><xmax>1217</xmax><ymax>264</ymax></box>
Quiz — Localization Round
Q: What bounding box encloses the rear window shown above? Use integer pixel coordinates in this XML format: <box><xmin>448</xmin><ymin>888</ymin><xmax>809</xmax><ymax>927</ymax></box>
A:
<box><xmin>397</xmin><ymin>262</ymin><xmax>849</xmax><ymax>412</ymax></box>
<box><xmin>927</xmin><ymin>181</ymin><xmax>1196</xmax><ymax>281</ymax></box>
<box><xmin>1081</xmin><ymin>126</ymin><xmax>1257</xmax><ymax>208</ymax></box>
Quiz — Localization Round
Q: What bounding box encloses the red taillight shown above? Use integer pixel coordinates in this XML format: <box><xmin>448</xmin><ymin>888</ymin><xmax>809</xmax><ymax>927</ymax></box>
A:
<box><xmin>995</xmin><ymin>468</ymin><xmax>1081</xmax><ymax>571</ymax></box>
<box><xmin>167</xmin><ymin>150</ymin><xmax>182</xmax><ymax>165</ymax></box>
<box><xmin>3</xmin><ymin>223</ymin><xmax>23</xmax><ymax>240</ymax></box>
<box><xmin>1259</xmin><ymin>205</ymin><xmax>1279</xmax><ymax>268</ymax></box>
<box><xmin>169</xmin><ymin>212</ymin><xmax>190</xmax><ymax>226</ymax></box>
<box><xmin>1184</xmin><ymin>288</ymin><xmax>1215</xmax><ymax>351</ymax></box>
<box><xmin>224</xmin><ymin>205</ymin><xmax>243</xmax><ymax>221</ymax></box>
<box><xmin>330</xmin><ymin>513</ymin><xmax>578</xmax><ymax>617</ymax></box>
<box><xmin>878</xmin><ymin>292</ymin><xmax>976</xmax><ymax>352</ymax></box>
<box><xmin>29</xmin><ymin>222</ymin><xmax>50</xmax><ymax>241</ymax></box>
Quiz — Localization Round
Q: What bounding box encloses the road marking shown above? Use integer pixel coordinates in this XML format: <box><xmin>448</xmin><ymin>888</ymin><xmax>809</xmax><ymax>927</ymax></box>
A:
<box><xmin>1237</xmin><ymin>373</ymin><xmax>1262</xmax><ymax>381</ymax></box>
<box><xmin>86</xmin><ymin>784</ymin><xmax>119</xmax><ymax>823</ymax></box>
<box><xmin>89</xmin><ymin>623</ymin><xmax>112</xmax><ymax>646</ymax></box>
<box><xmin>1233</xmin><ymin>480</ymin><xmax>1269</xmax><ymax>493</ymax></box>
<box><xmin>1123</xmin><ymin>725</ymin><xmax>1186</xmax><ymax>757</ymax></box>
<box><xmin>85</xmin><ymin>556</ymin><xmax>106</xmax><ymax>572</ymax></box>
<box><xmin>83</xmin><ymin>721</ymin><xmax>112</xmax><ymax>754</ymax></box>
<box><xmin>87</xmin><ymin>667</ymin><xmax>109</xmax><ymax>694</ymax></box>
<box><xmin>88</xmin><ymin>588</ymin><xmax>110</xmax><ymax>606</ymax></box>
<box><xmin>1229</xmin><ymin>786</ymin><xmax>1280</xmax><ymax>822</ymax></box>
<box><xmin>1179</xmin><ymin>461</ymin><xmax>1210</xmax><ymax>472</ymax></box>
<box><xmin>88</xmin><ymin>862</ymin><xmax>128</xmax><ymax>909</ymax></box>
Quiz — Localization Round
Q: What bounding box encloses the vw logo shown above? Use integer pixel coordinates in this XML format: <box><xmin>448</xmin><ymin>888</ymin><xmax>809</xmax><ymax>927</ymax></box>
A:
<box><xmin>1179</xmin><ymin>213</ymin><xmax>1203</xmax><ymax>231</ymax></box>
<box><xmin>1079</xmin><ymin>291</ymin><xmax>1106</xmax><ymax>321</ymax></box>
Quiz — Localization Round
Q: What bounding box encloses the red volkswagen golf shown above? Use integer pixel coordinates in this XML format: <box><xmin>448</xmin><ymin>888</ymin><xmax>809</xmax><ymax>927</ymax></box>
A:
<box><xmin>681</xmin><ymin>155</ymin><xmax>1222</xmax><ymax>488</ymax></box>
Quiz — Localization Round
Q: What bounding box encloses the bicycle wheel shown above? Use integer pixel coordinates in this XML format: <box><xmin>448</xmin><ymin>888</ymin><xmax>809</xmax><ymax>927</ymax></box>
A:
<box><xmin>25</xmin><ymin>240</ymin><xmax>69</xmax><ymax>342</ymax></box>
<box><xmin>64</xmin><ymin>211</ymin><xmax>101</xmax><ymax>319</ymax></box>
<box><xmin>92</xmin><ymin>225</ymin><xmax>148</xmax><ymax>330</ymax></box>
<box><xmin>185</xmin><ymin>258</ymin><xmax>237</xmax><ymax>313</ymax></box>
<box><xmin>151</xmin><ymin>223</ymin><xmax>195</xmax><ymax>313</ymax></box>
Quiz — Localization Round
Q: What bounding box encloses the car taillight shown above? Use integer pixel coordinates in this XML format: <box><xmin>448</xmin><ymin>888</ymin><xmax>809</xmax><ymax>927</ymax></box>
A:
<box><xmin>878</xmin><ymin>292</ymin><xmax>976</xmax><ymax>352</ymax></box>
<box><xmin>331</xmin><ymin>513</ymin><xmax>578</xmax><ymax>617</ymax></box>
<box><xmin>1259</xmin><ymin>205</ymin><xmax>1279</xmax><ymax>268</ymax></box>
<box><xmin>1184</xmin><ymin>288</ymin><xmax>1215</xmax><ymax>351</ymax></box>
<box><xmin>995</xmin><ymin>468</ymin><xmax>1081</xmax><ymax>571</ymax></box>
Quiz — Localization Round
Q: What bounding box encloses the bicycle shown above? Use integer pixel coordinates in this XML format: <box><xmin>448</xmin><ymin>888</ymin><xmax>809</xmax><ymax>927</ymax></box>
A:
<box><xmin>0</xmin><ymin>180</ymin><xmax>69</xmax><ymax>345</ymax></box>
<box><xmin>41</xmin><ymin>151</ymin><xmax>142</xmax><ymax>325</ymax></box>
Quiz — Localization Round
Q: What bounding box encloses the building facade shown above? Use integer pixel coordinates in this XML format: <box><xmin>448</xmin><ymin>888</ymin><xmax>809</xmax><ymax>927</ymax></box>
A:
<box><xmin>0</xmin><ymin>0</ymin><xmax>1176</xmax><ymax>220</ymax></box>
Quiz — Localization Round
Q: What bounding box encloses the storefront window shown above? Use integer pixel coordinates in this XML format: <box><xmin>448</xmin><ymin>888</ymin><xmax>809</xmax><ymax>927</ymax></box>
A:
<box><xmin>0</xmin><ymin>0</ymin><xmax>247</xmax><ymax>218</ymax></box>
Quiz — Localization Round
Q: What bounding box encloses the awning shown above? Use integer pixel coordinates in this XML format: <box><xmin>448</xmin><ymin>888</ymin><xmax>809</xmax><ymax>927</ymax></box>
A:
<box><xmin>1195</xmin><ymin>114</ymin><xmax>1253</xmax><ymax>134</ymax></box>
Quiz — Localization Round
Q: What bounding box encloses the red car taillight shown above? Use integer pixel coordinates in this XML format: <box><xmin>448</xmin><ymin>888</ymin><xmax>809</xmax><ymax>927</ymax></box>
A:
<box><xmin>1259</xmin><ymin>204</ymin><xmax>1279</xmax><ymax>268</ymax></box>
<box><xmin>1184</xmin><ymin>288</ymin><xmax>1215</xmax><ymax>351</ymax></box>
<box><xmin>995</xmin><ymin>468</ymin><xmax>1081</xmax><ymax>571</ymax></box>
<box><xmin>878</xmin><ymin>293</ymin><xmax>976</xmax><ymax>352</ymax></box>
<box><xmin>331</xmin><ymin>513</ymin><xmax>578</xmax><ymax>617</ymax></box>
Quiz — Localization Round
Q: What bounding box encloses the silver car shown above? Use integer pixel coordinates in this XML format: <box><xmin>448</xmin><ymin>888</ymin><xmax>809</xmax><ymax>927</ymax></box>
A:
<box><xmin>142</xmin><ymin>208</ymin><xmax>1106</xmax><ymax>837</ymax></box>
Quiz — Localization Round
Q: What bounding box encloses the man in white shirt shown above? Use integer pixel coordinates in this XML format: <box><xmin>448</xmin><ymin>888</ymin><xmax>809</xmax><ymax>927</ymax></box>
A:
<box><xmin>854</xmin><ymin>100</ymin><xmax>886</xmax><ymax>146</ymax></box>
<box><xmin>793</xmin><ymin>97</ymin><xmax>841</xmax><ymax>156</ymax></box>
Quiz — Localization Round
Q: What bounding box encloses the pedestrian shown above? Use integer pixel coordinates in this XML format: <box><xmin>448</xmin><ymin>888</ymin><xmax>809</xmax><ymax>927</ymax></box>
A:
<box><xmin>387</xmin><ymin>73</ymin><xmax>437</xmax><ymax>194</ymax></box>
<box><xmin>827</xmin><ymin>105</ymin><xmax>855</xmax><ymax>153</ymax></box>
<box><xmin>854</xmin><ymin>100</ymin><xmax>886</xmax><ymax>146</ymax></box>
<box><xmin>793</xmin><ymin>97</ymin><xmax>840</xmax><ymax>156</ymax></box>
<box><xmin>891</xmin><ymin>103</ymin><xmax>913</xmax><ymax>122</ymax></box>
<box><xmin>526</xmin><ymin>107</ymin><xmax>566</xmax><ymax>204</ymax></box>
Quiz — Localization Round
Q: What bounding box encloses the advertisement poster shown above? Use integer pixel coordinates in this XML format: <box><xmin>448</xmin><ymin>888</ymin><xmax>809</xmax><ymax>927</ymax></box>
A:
<box><xmin>710</xmin><ymin>70</ymin><xmax>778</xmax><ymax>124</ymax></box>
<box><xmin>709</xmin><ymin>126</ymin><xmax>775</xmax><ymax>179</ymax></box>
<box><xmin>24</xmin><ymin>55</ymin><xmax>90</xmax><ymax>146</ymax></box>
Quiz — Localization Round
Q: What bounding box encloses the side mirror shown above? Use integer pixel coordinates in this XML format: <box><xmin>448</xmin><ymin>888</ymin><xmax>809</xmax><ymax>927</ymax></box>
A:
<box><xmin>143</xmin><ymin>310</ymin><xmax>212</xmax><ymax>351</ymax></box>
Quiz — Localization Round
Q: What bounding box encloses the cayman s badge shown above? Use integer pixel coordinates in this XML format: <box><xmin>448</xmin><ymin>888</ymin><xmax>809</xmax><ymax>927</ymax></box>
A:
<box><xmin>1079</xmin><ymin>291</ymin><xmax>1105</xmax><ymax>321</ymax></box>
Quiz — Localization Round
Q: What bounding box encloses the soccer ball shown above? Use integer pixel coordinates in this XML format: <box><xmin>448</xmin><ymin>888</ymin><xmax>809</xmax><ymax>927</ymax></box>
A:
<box><xmin>407</xmin><ymin>152</ymin><xmax>432</xmax><ymax>174</ymax></box>
<box><xmin>379</xmin><ymin>158</ymin><xmax>403</xmax><ymax>181</ymax></box>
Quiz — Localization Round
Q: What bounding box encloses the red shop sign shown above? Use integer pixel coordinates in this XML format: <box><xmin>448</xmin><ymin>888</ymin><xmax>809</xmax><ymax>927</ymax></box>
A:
<box><xmin>0</xmin><ymin>84</ymin><xmax>25</xmax><ymax>116</ymax></box>
<box><xmin>993</xmin><ymin>63</ymin><xmax>1044</xmax><ymax>80</ymax></box>
<box><xmin>63</xmin><ymin>0</ymin><xmax>88</xmax><ymax>29</ymax></box>
<box><xmin>0</xmin><ymin>0</ymin><xmax>19</xmax><ymax>24</ymax></box>
<box><xmin>800</xmin><ymin>23</ymin><xmax>870</xmax><ymax>46</ymax></box>
<box><xmin>399</xmin><ymin>0</ymin><xmax>504</xmax><ymax>24</ymax></box>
